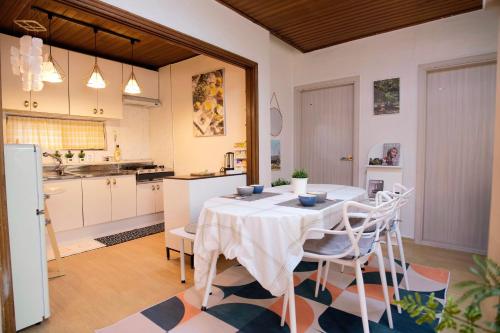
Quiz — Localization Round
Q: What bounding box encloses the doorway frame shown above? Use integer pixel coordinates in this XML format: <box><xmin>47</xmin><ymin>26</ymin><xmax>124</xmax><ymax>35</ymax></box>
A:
<box><xmin>415</xmin><ymin>53</ymin><xmax>496</xmax><ymax>253</ymax></box>
<box><xmin>293</xmin><ymin>76</ymin><xmax>360</xmax><ymax>186</ymax></box>
<box><xmin>0</xmin><ymin>1</ymin><xmax>260</xmax><ymax>331</ymax></box>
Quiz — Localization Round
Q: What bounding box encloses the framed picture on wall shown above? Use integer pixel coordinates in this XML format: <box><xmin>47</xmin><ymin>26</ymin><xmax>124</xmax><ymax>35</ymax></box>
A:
<box><xmin>192</xmin><ymin>69</ymin><xmax>225</xmax><ymax>137</ymax></box>
<box><xmin>374</xmin><ymin>77</ymin><xmax>400</xmax><ymax>115</ymax></box>
<box><xmin>382</xmin><ymin>143</ymin><xmax>401</xmax><ymax>166</ymax></box>
<box><xmin>367</xmin><ymin>179</ymin><xmax>384</xmax><ymax>199</ymax></box>
<box><xmin>271</xmin><ymin>139</ymin><xmax>281</xmax><ymax>170</ymax></box>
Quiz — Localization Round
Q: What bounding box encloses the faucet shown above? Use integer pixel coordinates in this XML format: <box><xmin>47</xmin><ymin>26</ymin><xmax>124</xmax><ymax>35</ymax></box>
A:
<box><xmin>43</xmin><ymin>152</ymin><xmax>65</xmax><ymax>175</ymax></box>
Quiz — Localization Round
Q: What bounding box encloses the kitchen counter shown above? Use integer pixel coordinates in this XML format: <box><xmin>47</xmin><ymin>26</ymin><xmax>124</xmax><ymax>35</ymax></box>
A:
<box><xmin>43</xmin><ymin>170</ymin><xmax>137</xmax><ymax>181</ymax></box>
<box><xmin>166</xmin><ymin>172</ymin><xmax>246</xmax><ymax>181</ymax></box>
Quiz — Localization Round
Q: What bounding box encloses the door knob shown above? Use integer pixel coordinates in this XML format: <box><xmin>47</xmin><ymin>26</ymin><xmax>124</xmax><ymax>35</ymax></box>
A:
<box><xmin>93</xmin><ymin>108</ymin><xmax>98</xmax><ymax>114</ymax></box>
<box><xmin>340</xmin><ymin>155</ymin><xmax>353</xmax><ymax>161</ymax></box>
<box><xmin>106</xmin><ymin>178</ymin><xmax>111</xmax><ymax>185</ymax></box>
<box><xmin>156</xmin><ymin>185</ymin><xmax>160</xmax><ymax>190</ymax></box>
<box><xmin>112</xmin><ymin>178</ymin><xmax>116</xmax><ymax>185</ymax></box>
<box><xmin>24</xmin><ymin>100</ymin><xmax>29</xmax><ymax>108</ymax></box>
<box><xmin>100</xmin><ymin>108</ymin><xmax>104</xmax><ymax>114</ymax></box>
<box><xmin>152</xmin><ymin>185</ymin><xmax>156</xmax><ymax>191</ymax></box>
<box><xmin>32</xmin><ymin>101</ymin><xmax>38</xmax><ymax>108</ymax></box>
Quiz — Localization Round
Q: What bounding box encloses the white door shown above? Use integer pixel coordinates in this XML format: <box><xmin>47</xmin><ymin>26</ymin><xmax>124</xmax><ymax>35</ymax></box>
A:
<box><xmin>43</xmin><ymin>179</ymin><xmax>83</xmax><ymax>232</ymax></box>
<box><xmin>137</xmin><ymin>182</ymin><xmax>156</xmax><ymax>216</ymax></box>
<box><xmin>68</xmin><ymin>51</ymin><xmax>98</xmax><ymax>117</ymax></box>
<box><xmin>31</xmin><ymin>46</ymin><xmax>69</xmax><ymax>115</ymax></box>
<box><xmin>154</xmin><ymin>182</ymin><xmax>164</xmax><ymax>213</ymax></box>
<box><xmin>111</xmin><ymin>175</ymin><xmax>137</xmax><ymax>221</ymax></box>
<box><xmin>423</xmin><ymin>62</ymin><xmax>496</xmax><ymax>253</ymax></box>
<box><xmin>97</xmin><ymin>58</ymin><xmax>123</xmax><ymax>119</ymax></box>
<box><xmin>300</xmin><ymin>84</ymin><xmax>354</xmax><ymax>185</ymax></box>
<box><xmin>0</xmin><ymin>34</ymin><xmax>31</xmax><ymax>111</ymax></box>
<box><xmin>82</xmin><ymin>177</ymin><xmax>111</xmax><ymax>226</ymax></box>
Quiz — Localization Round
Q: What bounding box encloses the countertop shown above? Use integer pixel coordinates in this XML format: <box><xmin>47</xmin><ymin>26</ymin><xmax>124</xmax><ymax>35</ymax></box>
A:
<box><xmin>165</xmin><ymin>172</ymin><xmax>246</xmax><ymax>181</ymax></box>
<box><xmin>43</xmin><ymin>170</ymin><xmax>137</xmax><ymax>181</ymax></box>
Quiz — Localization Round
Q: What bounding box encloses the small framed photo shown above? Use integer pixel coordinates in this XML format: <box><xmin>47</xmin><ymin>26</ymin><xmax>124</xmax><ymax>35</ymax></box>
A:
<box><xmin>382</xmin><ymin>143</ymin><xmax>400</xmax><ymax>166</ymax></box>
<box><xmin>368</xmin><ymin>180</ymin><xmax>384</xmax><ymax>199</ymax></box>
<box><xmin>374</xmin><ymin>78</ymin><xmax>400</xmax><ymax>115</ymax></box>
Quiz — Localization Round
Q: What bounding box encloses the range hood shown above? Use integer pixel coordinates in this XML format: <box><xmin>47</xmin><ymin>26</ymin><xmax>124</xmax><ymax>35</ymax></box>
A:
<box><xmin>123</xmin><ymin>95</ymin><xmax>161</xmax><ymax>108</ymax></box>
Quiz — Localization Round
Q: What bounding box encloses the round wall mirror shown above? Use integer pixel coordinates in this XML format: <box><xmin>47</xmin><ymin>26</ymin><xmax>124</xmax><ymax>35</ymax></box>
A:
<box><xmin>270</xmin><ymin>106</ymin><xmax>283</xmax><ymax>137</ymax></box>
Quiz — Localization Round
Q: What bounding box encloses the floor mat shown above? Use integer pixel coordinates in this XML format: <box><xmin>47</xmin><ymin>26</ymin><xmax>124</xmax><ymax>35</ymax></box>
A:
<box><xmin>95</xmin><ymin>223</ymin><xmax>165</xmax><ymax>246</ymax></box>
<box><xmin>96</xmin><ymin>258</ymin><xmax>449</xmax><ymax>333</ymax></box>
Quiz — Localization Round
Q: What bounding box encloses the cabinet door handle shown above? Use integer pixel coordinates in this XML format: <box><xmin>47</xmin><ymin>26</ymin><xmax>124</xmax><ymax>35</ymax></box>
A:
<box><xmin>32</xmin><ymin>101</ymin><xmax>38</xmax><ymax>108</ymax></box>
<box><xmin>156</xmin><ymin>185</ymin><xmax>160</xmax><ymax>190</ymax></box>
<box><xmin>93</xmin><ymin>108</ymin><xmax>98</xmax><ymax>114</ymax></box>
<box><xmin>112</xmin><ymin>178</ymin><xmax>116</xmax><ymax>185</ymax></box>
<box><xmin>106</xmin><ymin>178</ymin><xmax>111</xmax><ymax>185</ymax></box>
<box><xmin>152</xmin><ymin>185</ymin><xmax>155</xmax><ymax>191</ymax></box>
<box><xmin>24</xmin><ymin>100</ymin><xmax>30</xmax><ymax>108</ymax></box>
<box><xmin>100</xmin><ymin>108</ymin><xmax>104</xmax><ymax>114</ymax></box>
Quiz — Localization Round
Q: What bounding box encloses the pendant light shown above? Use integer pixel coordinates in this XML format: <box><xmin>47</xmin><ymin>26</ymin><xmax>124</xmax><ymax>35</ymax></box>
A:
<box><xmin>124</xmin><ymin>40</ymin><xmax>141</xmax><ymax>94</ymax></box>
<box><xmin>41</xmin><ymin>14</ymin><xmax>65</xmax><ymax>83</ymax></box>
<box><xmin>87</xmin><ymin>28</ymin><xmax>106</xmax><ymax>89</ymax></box>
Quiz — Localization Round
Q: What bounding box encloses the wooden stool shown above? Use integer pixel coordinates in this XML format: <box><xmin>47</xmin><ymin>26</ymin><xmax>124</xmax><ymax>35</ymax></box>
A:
<box><xmin>44</xmin><ymin>186</ymin><xmax>65</xmax><ymax>279</ymax></box>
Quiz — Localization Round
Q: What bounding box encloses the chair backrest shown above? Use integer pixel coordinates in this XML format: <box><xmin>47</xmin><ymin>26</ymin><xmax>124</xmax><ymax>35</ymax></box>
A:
<box><xmin>379</xmin><ymin>183</ymin><xmax>415</xmax><ymax>220</ymax></box>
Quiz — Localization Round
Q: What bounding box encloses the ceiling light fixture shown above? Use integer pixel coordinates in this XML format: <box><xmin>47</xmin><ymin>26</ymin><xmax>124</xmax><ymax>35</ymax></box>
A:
<box><xmin>87</xmin><ymin>28</ymin><xmax>106</xmax><ymax>89</ymax></box>
<box><xmin>124</xmin><ymin>40</ymin><xmax>141</xmax><ymax>94</ymax></box>
<box><xmin>41</xmin><ymin>14</ymin><xmax>65</xmax><ymax>83</ymax></box>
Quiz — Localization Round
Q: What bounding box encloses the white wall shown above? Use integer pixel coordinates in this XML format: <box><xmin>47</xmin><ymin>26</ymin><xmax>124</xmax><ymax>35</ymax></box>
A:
<box><xmin>101</xmin><ymin>0</ymin><xmax>273</xmax><ymax>184</ymax></box>
<box><xmin>150</xmin><ymin>55</ymin><xmax>246</xmax><ymax>175</ymax></box>
<box><xmin>291</xmin><ymin>10</ymin><xmax>498</xmax><ymax>238</ymax></box>
<box><xmin>270</xmin><ymin>36</ymin><xmax>299</xmax><ymax>181</ymax></box>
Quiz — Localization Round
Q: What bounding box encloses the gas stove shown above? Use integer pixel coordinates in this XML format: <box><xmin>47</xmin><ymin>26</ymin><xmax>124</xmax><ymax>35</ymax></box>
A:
<box><xmin>120</xmin><ymin>164</ymin><xmax>175</xmax><ymax>182</ymax></box>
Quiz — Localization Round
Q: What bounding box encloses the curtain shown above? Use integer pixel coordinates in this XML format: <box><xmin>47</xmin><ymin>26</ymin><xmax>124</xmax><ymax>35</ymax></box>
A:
<box><xmin>6</xmin><ymin>115</ymin><xmax>106</xmax><ymax>150</ymax></box>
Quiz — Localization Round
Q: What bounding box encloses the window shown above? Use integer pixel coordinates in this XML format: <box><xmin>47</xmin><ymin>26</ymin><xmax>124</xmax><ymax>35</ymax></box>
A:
<box><xmin>5</xmin><ymin>115</ymin><xmax>106</xmax><ymax>150</ymax></box>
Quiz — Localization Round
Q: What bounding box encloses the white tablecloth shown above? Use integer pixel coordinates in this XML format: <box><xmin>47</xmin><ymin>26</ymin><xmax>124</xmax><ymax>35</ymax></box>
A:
<box><xmin>193</xmin><ymin>184</ymin><xmax>367</xmax><ymax>296</ymax></box>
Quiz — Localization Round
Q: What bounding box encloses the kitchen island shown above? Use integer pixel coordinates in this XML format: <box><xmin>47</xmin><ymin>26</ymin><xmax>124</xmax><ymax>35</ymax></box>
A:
<box><xmin>163</xmin><ymin>172</ymin><xmax>246</xmax><ymax>259</ymax></box>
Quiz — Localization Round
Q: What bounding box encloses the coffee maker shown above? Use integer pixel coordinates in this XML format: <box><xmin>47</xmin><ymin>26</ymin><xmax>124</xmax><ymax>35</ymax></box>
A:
<box><xmin>224</xmin><ymin>152</ymin><xmax>234</xmax><ymax>172</ymax></box>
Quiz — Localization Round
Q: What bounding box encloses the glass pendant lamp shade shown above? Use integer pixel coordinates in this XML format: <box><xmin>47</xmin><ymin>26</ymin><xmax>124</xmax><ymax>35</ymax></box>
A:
<box><xmin>41</xmin><ymin>54</ymin><xmax>64</xmax><ymax>83</ymax></box>
<box><xmin>124</xmin><ymin>70</ymin><xmax>141</xmax><ymax>94</ymax></box>
<box><xmin>87</xmin><ymin>60</ymin><xmax>106</xmax><ymax>88</ymax></box>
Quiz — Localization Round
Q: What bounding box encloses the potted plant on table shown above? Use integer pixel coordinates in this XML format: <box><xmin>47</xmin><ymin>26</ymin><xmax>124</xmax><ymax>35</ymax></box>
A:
<box><xmin>291</xmin><ymin>169</ymin><xmax>308</xmax><ymax>195</ymax></box>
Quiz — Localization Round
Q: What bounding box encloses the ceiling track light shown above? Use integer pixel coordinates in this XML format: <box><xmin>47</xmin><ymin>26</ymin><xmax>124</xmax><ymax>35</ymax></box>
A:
<box><xmin>124</xmin><ymin>40</ymin><xmax>141</xmax><ymax>94</ymax></box>
<box><xmin>41</xmin><ymin>14</ymin><xmax>65</xmax><ymax>83</ymax></box>
<box><xmin>87</xmin><ymin>28</ymin><xmax>106</xmax><ymax>89</ymax></box>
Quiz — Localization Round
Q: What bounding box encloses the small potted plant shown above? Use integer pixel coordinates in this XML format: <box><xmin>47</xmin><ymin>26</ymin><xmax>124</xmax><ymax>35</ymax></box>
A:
<box><xmin>64</xmin><ymin>150</ymin><xmax>74</xmax><ymax>163</ymax></box>
<box><xmin>291</xmin><ymin>169</ymin><xmax>308</xmax><ymax>195</ymax></box>
<box><xmin>78</xmin><ymin>150</ymin><xmax>85</xmax><ymax>163</ymax></box>
<box><xmin>54</xmin><ymin>150</ymin><xmax>62</xmax><ymax>159</ymax></box>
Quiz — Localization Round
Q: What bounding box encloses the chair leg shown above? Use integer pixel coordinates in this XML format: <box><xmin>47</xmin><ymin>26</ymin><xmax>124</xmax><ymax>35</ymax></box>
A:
<box><xmin>395</xmin><ymin>225</ymin><xmax>410</xmax><ymax>290</ymax></box>
<box><xmin>375</xmin><ymin>244</ymin><xmax>393</xmax><ymax>329</ymax></box>
<box><xmin>280</xmin><ymin>290</ymin><xmax>288</xmax><ymax>327</ymax></box>
<box><xmin>386</xmin><ymin>233</ymin><xmax>402</xmax><ymax>314</ymax></box>
<box><xmin>180</xmin><ymin>239</ymin><xmax>186</xmax><ymax>283</ymax></box>
<box><xmin>315</xmin><ymin>260</ymin><xmax>323</xmax><ymax>297</ymax></box>
<box><xmin>201</xmin><ymin>251</ymin><xmax>218</xmax><ymax>311</ymax></box>
<box><xmin>341</xmin><ymin>265</ymin><xmax>345</xmax><ymax>273</ymax></box>
<box><xmin>321</xmin><ymin>261</ymin><xmax>330</xmax><ymax>291</ymax></box>
<box><xmin>288</xmin><ymin>274</ymin><xmax>297</xmax><ymax>333</ymax></box>
<box><xmin>355</xmin><ymin>261</ymin><xmax>370</xmax><ymax>333</ymax></box>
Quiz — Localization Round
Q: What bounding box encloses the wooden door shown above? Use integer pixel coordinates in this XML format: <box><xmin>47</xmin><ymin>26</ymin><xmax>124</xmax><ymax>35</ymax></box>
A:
<box><xmin>300</xmin><ymin>84</ymin><xmax>354</xmax><ymax>185</ymax></box>
<box><xmin>43</xmin><ymin>179</ymin><xmax>83</xmax><ymax>232</ymax></box>
<box><xmin>31</xmin><ymin>45</ymin><xmax>69</xmax><ymax>115</ymax></box>
<box><xmin>0</xmin><ymin>34</ymin><xmax>31</xmax><ymax>111</ymax></box>
<box><xmin>423</xmin><ymin>62</ymin><xmax>496</xmax><ymax>253</ymax></box>
<box><xmin>82</xmin><ymin>177</ymin><xmax>111</xmax><ymax>226</ymax></box>
<box><xmin>111</xmin><ymin>175</ymin><xmax>137</xmax><ymax>221</ymax></box>
<box><xmin>97</xmin><ymin>58</ymin><xmax>123</xmax><ymax>119</ymax></box>
<box><xmin>68</xmin><ymin>51</ymin><xmax>98</xmax><ymax>117</ymax></box>
<box><xmin>137</xmin><ymin>182</ymin><xmax>156</xmax><ymax>216</ymax></box>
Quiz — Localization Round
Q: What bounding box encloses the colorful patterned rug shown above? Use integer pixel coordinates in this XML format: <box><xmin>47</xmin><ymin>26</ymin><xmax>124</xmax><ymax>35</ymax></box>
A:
<box><xmin>97</xmin><ymin>258</ymin><xmax>449</xmax><ymax>333</ymax></box>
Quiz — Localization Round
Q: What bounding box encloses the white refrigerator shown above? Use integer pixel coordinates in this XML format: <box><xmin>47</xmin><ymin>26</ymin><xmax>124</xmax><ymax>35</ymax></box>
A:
<box><xmin>4</xmin><ymin>144</ymin><xmax>50</xmax><ymax>330</ymax></box>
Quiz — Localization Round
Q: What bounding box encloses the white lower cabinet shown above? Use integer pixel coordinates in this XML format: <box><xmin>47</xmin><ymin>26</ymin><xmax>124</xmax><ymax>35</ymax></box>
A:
<box><xmin>82</xmin><ymin>177</ymin><xmax>112</xmax><ymax>226</ymax></box>
<box><xmin>43</xmin><ymin>179</ymin><xmax>83</xmax><ymax>232</ymax></box>
<box><xmin>111</xmin><ymin>175</ymin><xmax>137</xmax><ymax>221</ymax></box>
<box><xmin>137</xmin><ymin>181</ymin><xmax>163</xmax><ymax>216</ymax></box>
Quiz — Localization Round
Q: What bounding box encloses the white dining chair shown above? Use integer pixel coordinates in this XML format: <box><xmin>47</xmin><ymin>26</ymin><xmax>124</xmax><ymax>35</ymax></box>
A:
<box><xmin>281</xmin><ymin>199</ymin><xmax>398</xmax><ymax>333</ymax></box>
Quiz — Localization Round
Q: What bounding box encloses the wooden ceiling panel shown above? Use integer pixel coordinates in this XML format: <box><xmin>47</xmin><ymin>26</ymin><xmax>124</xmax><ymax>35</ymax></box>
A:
<box><xmin>0</xmin><ymin>0</ymin><xmax>198</xmax><ymax>70</ymax></box>
<box><xmin>216</xmin><ymin>0</ymin><xmax>483</xmax><ymax>52</ymax></box>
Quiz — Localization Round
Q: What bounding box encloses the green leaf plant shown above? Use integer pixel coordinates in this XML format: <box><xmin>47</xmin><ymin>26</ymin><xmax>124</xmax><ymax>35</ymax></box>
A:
<box><xmin>395</xmin><ymin>255</ymin><xmax>499</xmax><ymax>333</ymax></box>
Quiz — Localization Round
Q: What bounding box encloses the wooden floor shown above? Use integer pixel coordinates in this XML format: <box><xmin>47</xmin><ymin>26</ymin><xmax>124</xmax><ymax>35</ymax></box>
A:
<box><xmin>23</xmin><ymin>232</ymin><xmax>476</xmax><ymax>333</ymax></box>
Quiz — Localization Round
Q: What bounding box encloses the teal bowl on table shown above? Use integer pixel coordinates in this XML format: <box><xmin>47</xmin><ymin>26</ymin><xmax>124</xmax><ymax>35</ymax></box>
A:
<box><xmin>251</xmin><ymin>184</ymin><xmax>264</xmax><ymax>194</ymax></box>
<box><xmin>298</xmin><ymin>194</ymin><xmax>316</xmax><ymax>207</ymax></box>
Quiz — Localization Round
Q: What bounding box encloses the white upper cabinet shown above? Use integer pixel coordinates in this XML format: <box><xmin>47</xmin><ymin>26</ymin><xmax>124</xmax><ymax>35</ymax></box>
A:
<box><xmin>30</xmin><ymin>45</ymin><xmax>69</xmax><ymax>115</ymax></box>
<box><xmin>97</xmin><ymin>58</ymin><xmax>123</xmax><ymax>119</ymax></box>
<box><xmin>68</xmin><ymin>51</ymin><xmax>122</xmax><ymax>119</ymax></box>
<box><xmin>1</xmin><ymin>34</ymin><xmax>31</xmax><ymax>111</ymax></box>
<box><xmin>122</xmin><ymin>64</ymin><xmax>159</xmax><ymax>99</ymax></box>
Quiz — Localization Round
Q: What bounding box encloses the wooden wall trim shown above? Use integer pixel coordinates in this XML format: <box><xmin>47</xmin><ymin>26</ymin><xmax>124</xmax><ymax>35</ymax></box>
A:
<box><xmin>245</xmin><ymin>65</ymin><xmax>259</xmax><ymax>184</ymax></box>
<box><xmin>0</xmin><ymin>60</ymin><xmax>15</xmax><ymax>333</ymax></box>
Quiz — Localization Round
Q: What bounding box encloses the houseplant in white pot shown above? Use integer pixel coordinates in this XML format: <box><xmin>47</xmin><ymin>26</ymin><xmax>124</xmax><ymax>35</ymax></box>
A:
<box><xmin>291</xmin><ymin>169</ymin><xmax>308</xmax><ymax>195</ymax></box>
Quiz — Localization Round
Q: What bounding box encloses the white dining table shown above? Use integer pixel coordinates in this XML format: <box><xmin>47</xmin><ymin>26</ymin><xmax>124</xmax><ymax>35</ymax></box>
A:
<box><xmin>193</xmin><ymin>184</ymin><xmax>367</xmax><ymax>333</ymax></box>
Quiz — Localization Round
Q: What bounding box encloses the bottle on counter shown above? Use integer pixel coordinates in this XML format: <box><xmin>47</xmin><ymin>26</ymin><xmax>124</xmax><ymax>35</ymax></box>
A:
<box><xmin>114</xmin><ymin>144</ymin><xmax>122</xmax><ymax>162</ymax></box>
